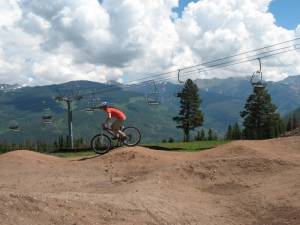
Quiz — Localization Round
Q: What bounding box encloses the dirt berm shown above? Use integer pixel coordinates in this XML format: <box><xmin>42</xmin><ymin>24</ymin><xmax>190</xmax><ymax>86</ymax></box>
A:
<box><xmin>0</xmin><ymin>137</ymin><xmax>299</xmax><ymax>225</ymax></box>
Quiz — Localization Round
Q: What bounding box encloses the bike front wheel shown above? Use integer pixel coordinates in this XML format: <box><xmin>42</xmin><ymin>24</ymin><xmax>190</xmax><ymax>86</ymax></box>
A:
<box><xmin>122</xmin><ymin>127</ymin><xmax>141</xmax><ymax>146</ymax></box>
<box><xmin>90</xmin><ymin>134</ymin><xmax>111</xmax><ymax>154</ymax></box>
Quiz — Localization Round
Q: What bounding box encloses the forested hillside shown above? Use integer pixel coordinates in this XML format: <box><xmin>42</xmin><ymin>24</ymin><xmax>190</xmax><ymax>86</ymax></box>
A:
<box><xmin>1</xmin><ymin>76</ymin><xmax>300</xmax><ymax>144</ymax></box>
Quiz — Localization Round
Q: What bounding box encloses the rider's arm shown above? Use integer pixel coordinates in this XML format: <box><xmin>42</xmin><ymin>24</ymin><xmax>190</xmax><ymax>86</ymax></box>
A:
<box><xmin>105</xmin><ymin>112</ymin><xmax>112</xmax><ymax>124</ymax></box>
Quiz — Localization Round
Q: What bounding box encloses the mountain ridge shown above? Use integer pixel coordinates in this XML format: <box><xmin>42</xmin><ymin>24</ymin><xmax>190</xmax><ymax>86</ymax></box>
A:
<box><xmin>0</xmin><ymin>76</ymin><xmax>300</xmax><ymax>144</ymax></box>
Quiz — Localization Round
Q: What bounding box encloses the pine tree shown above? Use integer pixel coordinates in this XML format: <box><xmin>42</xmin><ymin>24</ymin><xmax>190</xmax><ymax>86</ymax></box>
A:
<box><xmin>225</xmin><ymin>125</ymin><xmax>233</xmax><ymax>140</ymax></box>
<box><xmin>240</xmin><ymin>85</ymin><xmax>283</xmax><ymax>139</ymax></box>
<box><xmin>168</xmin><ymin>137</ymin><xmax>174</xmax><ymax>143</ymax></box>
<box><xmin>286</xmin><ymin>117</ymin><xmax>293</xmax><ymax>131</ymax></box>
<box><xmin>195</xmin><ymin>131</ymin><xmax>201</xmax><ymax>141</ymax></box>
<box><xmin>213</xmin><ymin>132</ymin><xmax>218</xmax><ymax>140</ymax></box>
<box><xmin>173</xmin><ymin>79</ymin><xmax>204</xmax><ymax>142</ymax></box>
<box><xmin>292</xmin><ymin>114</ymin><xmax>299</xmax><ymax>129</ymax></box>
<box><xmin>233</xmin><ymin>123</ymin><xmax>241</xmax><ymax>140</ymax></box>
<box><xmin>208</xmin><ymin>129</ymin><xmax>213</xmax><ymax>140</ymax></box>
<box><xmin>200</xmin><ymin>129</ymin><xmax>206</xmax><ymax>140</ymax></box>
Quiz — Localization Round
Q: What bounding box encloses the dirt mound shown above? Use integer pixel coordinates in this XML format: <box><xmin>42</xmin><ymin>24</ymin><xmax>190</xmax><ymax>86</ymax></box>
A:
<box><xmin>0</xmin><ymin>137</ymin><xmax>299</xmax><ymax>225</ymax></box>
<box><xmin>0</xmin><ymin>150</ymin><xmax>61</xmax><ymax>163</ymax></box>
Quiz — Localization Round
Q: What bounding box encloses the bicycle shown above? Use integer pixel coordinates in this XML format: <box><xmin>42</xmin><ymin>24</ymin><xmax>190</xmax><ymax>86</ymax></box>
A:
<box><xmin>90</xmin><ymin>124</ymin><xmax>141</xmax><ymax>154</ymax></box>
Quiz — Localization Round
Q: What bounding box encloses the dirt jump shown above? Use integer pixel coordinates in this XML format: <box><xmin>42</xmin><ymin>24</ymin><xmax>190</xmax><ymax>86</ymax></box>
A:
<box><xmin>0</xmin><ymin>137</ymin><xmax>299</xmax><ymax>225</ymax></box>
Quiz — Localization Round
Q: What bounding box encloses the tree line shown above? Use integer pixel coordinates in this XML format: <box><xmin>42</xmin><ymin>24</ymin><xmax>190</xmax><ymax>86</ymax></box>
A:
<box><xmin>0</xmin><ymin>135</ymin><xmax>91</xmax><ymax>154</ymax></box>
<box><xmin>173</xmin><ymin>79</ymin><xmax>299</xmax><ymax>141</ymax></box>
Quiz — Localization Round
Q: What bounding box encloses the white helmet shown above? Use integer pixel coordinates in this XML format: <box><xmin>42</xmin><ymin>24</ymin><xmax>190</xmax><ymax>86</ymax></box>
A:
<box><xmin>99</xmin><ymin>101</ymin><xmax>108</xmax><ymax>108</ymax></box>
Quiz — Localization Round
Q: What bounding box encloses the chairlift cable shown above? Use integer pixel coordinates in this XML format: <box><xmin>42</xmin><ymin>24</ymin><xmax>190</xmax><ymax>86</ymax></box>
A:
<box><xmin>152</xmin><ymin>46</ymin><xmax>300</xmax><ymax>84</ymax></box>
<box><xmin>123</xmin><ymin>37</ymin><xmax>300</xmax><ymax>84</ymax></box>
<box><xmin>83</xmin><ymin>44</ymin><xmax>299</xmax><ymax>96</ymax></box>
<box><xmin>3</xmin><ymin>38</ymin><xmax>300</xmax><ymax>113</ymax></box>
<box><xmin>173</xmin><ymin>44</ymin><xmax>299</xmax><ymax>79</ymax></box>
<box><xmin>81</xmin><ymin>41</ymin><xmax>299</xmax><ymax>97</ymax></box>
<box><xmin>5</xmin><ymin>42</ymin><xmax>300</xmax><ymax>113</ymax></box>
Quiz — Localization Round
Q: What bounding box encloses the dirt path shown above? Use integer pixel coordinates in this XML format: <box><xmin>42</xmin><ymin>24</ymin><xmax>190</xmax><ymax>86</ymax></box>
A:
<box><xmin>0</xmin><ymin>137</ymin><xmax>299</xmax><ymax>225</ymax></box>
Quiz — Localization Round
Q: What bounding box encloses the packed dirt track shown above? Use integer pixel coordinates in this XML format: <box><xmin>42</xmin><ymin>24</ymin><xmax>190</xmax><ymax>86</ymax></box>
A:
<box><xmin>0</xmin><ymin>137</ymin><xmax>300</xmax><ymax>225</ymax></box>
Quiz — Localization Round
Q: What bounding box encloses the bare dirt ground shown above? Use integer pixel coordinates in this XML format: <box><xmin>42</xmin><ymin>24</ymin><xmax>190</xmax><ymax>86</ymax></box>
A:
<box><xmin>0</xmin><ymin>137</ymin><xmax>299</xmax><ymax>225</ymax></box>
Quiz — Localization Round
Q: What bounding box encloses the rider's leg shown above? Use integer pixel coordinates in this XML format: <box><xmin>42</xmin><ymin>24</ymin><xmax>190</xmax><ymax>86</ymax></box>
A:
<box><xmin>112</xmin><ymin>119</ymin><xmax>121</xmax><ymax>137</ymax></box>
<box><xmin>112</xmin><ymin>119</ymin><xmax>125</xmax><ymax>138</ymax></box>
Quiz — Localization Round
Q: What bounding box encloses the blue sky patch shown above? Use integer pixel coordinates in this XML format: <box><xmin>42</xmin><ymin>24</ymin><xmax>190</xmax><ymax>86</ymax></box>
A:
<box><xmin>269</xmin><ymin>0</ymin><xmax>300</xmax><ymax>30</ymax></box>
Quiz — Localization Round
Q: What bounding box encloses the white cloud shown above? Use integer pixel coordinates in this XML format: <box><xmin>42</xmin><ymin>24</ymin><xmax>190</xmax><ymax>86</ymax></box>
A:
<box><xmin>0</xmin><ymin>0</ymin><xmax>299</xmax><ymax>86</ymax></box>
<box><xmin>174</xmin><ymin>0</ymin><xmax>300</xmax><ymax>81</ymax></box>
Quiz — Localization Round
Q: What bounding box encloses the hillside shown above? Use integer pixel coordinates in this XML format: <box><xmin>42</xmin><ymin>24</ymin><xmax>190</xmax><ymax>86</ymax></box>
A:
<box><xmin>0</xmin><ymin>76</ymin><xmax>300</xmax><ymax>144</ymax></box>
<box><xmin>0</xmin><ymin>137</ymin><xmax>299</xmax><ymax>224</ymax></box>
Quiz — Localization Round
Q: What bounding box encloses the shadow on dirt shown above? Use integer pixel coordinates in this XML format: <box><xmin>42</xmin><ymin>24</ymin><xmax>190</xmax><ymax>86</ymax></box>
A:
<box><xmin>144</xmin><ymin>146</ymin><xmax>183</xmax><ymax>151</ymax></box>
<box><xmin>76</xmin><ymin>155</ymin><xmax>101</xmax><ymax>161</ymax></box>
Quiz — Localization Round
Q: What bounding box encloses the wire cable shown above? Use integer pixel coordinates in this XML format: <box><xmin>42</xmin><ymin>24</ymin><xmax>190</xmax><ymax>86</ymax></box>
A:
<box><xmin>81</xmin><ymin>43</ymin><xmax>300</xmax><ymax>96</ymax></box>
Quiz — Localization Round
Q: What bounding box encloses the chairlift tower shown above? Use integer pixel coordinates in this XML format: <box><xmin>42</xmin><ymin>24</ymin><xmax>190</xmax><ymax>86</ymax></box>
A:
<box><xmin>55</xmin><ymin>94</ymin><xmax>82</xmax><ymax>150</ymax></box>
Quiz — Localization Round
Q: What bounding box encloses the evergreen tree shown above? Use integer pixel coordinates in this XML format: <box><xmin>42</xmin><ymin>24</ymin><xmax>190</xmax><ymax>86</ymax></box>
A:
<box><xmin>286</xmin><ymin>117</ymin><xmax>293</xmax><ymax>131</ymax></box>
<box><xmin>195</xmin><ymin>131</ymin><xmax>201</xmax><ymax>141</ymax></box>
<box><xmin>173</xmin><ymin>79</ymin><xmax>204</xmax><ymax>142</ymax></box>
<box><xmin>292</xmin><ymin>114</ymin><xmax>299</xmax><ymax>129</ymax></box>
<box><xmin>54</xmin><ymin>140</ymin><xmax>59</xmax><ymax>150</ymax></box>
<box><xmin>168</xmin><ymin>137</ymin><xmax>174</xmax><ymax>143</ymax></box>
<box><xmin>240</xmin><ymin>85</ymin><xmax>283</xmax><ymax>139</ymax></box>
<box><xmin>225</xmin><ymin>125</ymin><xmax>233</xmax><ymax>140</ymax></box>
<box><xmin>233</xmin><ymin>123</ymin><xmax>241</xmax><ymax>140</ymax></box>
<box><xmin>208</xmin><ymin>129</ymin><xmax>213</xmax><ymax>140</ymax></box>
<box><xmin>213</xmin><ymin>132</ymin><xmax>218</xmax><ymax>140</ymax></box>
<box><xmin>200</xmin><ymin>129</ymin><xmax>206</xmax><ymax>140</ymax></box>
<box><xmin>58</xmin><ymin>135</ymin><xmax>64</xmax><ymax>149</ymax></box>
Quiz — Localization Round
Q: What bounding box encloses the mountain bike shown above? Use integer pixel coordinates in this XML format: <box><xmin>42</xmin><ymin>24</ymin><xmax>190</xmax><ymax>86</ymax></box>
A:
<box><xmin>90</xmin><ymin>124</ymin><xmax>141</xmax><ymax>154</ymax></box>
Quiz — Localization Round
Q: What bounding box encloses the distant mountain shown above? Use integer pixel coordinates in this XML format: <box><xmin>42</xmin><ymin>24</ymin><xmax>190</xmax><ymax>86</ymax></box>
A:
<box><xmin>279</xmin><ymin>75</ymin><xmax>300</xmax><ymax>90</ymax></box>
<box><xmin>0</xmin><ymin>84</ymin><xmax>22</xmax><ymax>92</ymax></box>
<box><xmin>0</xmin><ymin>76</ymin><xmax>300</xmax><ymax>144</ymax></box>
<box><xmin>195</xmin><ymin>76</ymin><xmax>300</xmax><ymax>114</ymax></box>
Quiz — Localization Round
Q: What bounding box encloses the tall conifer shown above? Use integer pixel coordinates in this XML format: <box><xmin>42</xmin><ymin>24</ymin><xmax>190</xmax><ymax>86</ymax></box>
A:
<box><xmin>240</xmin><ymin>85</ymin><xmax>284</xmax><ymax>139</ymax></box>
<box><xmin>173</xmin><ymin>79</ymin><xmax>204</xmax><ymax>141</ymax></box>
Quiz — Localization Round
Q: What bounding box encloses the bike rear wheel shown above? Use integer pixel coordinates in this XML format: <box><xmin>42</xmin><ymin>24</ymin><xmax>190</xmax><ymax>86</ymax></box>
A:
<box><xmin>122</xmin><ymin>127</ymin><xmax>141</xmax><ymax>146</ymax></box>
<box><xmin>90</xmin><ymin>134</ymin><xmax>111</xmax><ymax>154</ymax></box>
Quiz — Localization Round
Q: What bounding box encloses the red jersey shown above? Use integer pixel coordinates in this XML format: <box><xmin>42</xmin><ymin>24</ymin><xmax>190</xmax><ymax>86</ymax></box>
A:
<box><xmin>105</xmin><ymin>107</ymin><xmax>126</xmax><ymax>120</ymax></box>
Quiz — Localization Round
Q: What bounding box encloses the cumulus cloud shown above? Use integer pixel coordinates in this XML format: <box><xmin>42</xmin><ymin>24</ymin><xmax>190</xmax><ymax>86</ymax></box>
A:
<box><xmin>0</xmin><ymin>0</ymin><xmax>299</xmax><ymax>86</ymax></box>
<box><xmin>175</xmin><ymin>0</ymin><xmax>300</xmax><ymax>81</ymax></box>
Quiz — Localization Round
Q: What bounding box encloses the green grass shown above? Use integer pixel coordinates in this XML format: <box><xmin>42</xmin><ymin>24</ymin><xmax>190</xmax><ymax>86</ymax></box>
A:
<box><xmin>144</xmin><ymin>140</ymin><xmax>230</xmax><ymax>152</ymax></box>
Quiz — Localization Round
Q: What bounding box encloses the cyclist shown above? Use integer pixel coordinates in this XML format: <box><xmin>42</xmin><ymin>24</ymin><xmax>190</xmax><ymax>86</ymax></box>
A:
<box><xmin>99</xmin><ymin>102</ymin><xmax>126</xmax><ymax>139</ymax></box>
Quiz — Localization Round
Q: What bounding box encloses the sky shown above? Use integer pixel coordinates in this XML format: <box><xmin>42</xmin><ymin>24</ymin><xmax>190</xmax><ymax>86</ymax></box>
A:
<box><xmin>0</xmin><ymin>0</ymin><xmax>300</xmax><ymax>86</ymax></box>
<box><xmin>175</xmin><ymin>0</ymin><xmax>300</xmax><ymax>29</ymax></box>
<box><xmin>269</xmin><ymin>0</ymin><xmax>300</xmax><ymax>30</ymax></box>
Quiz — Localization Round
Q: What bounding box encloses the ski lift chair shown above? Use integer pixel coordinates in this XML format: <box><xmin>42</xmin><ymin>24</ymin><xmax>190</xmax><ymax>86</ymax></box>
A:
<box><xmin>146</xmin><ymin>94</ymin><xmax>161</xmax><ymax>105</ymax></box>
<box><xmin>172</xmin><ymin>69</ymin><xmax>185</xmax><ymax>99</ymax></box>
<box><xmin>42</xmin><ymin>108</ymin><xmax>53</xmax><ymax>124</ymax></box>
<box><xmin>85</xmin><ymin>107</ymin><xmax>95</xmax><ymax>112</ymax></box>
<box><xmin>9</xmin><ymin>121</ymin><xmax>20</xmax><ymax>132</ymax></box>
<box><xmin>146</xmin><ymin>80</ymin><xmax>161</xmax><ymax>105</ymax></box>
<box><xmin>177</xmin><ymin>69</ymin><xmax>184</xmax><ymax>84</ymax></box>
<box><xmin>85</xmin><ymin>94</ymin><xmax>99</xmax><ymax>112</ymax></box>
<box><xmin>250</xmin><ymin>58</ymin><xmax>265</xmax><ymax>88</ymax></box>
<box><xmin>42</xmin><ymin>114</ymin><xmax>53</xmax><ymax>124</ymax></box>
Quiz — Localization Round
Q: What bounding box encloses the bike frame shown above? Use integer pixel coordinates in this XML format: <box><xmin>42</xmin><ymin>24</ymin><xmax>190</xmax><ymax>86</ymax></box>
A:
<box><xmin>103</xmin><ymin>127</ymin><xmax>118</xmax><ymax>138</ymax></box>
